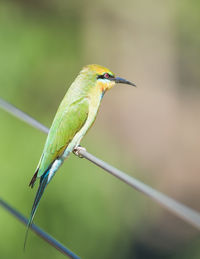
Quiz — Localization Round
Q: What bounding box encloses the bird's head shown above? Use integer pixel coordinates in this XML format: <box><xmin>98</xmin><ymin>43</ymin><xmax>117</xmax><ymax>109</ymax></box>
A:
<box><xmin>82</xmin><ymin>64</ymin><xmax>136</xmax><ymax>92</ymax></box>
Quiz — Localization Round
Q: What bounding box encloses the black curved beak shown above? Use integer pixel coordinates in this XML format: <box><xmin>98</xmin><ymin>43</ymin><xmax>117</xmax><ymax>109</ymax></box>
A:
<box><xmin>111</xmin><ymin>77</ymin><xmax>136</xmax><ymax>87</ymax></box>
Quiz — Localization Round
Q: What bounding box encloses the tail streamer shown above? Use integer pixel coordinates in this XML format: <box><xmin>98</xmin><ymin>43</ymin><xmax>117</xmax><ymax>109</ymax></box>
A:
<box><xmin>24</xmin><ymin>172</ymin><xmax>49</xmax><ymax>250</ymax></box>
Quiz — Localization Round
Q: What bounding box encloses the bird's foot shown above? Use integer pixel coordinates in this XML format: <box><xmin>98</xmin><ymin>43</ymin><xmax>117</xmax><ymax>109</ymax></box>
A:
<box><xmin>73</xmin><ymin>145</ymin><xmax>86</xmax><ymax>158</ymax></box>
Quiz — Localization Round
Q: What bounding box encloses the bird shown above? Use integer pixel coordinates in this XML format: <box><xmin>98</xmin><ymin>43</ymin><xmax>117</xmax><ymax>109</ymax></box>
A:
<box><xmin>24</xmin><ymin>64</ymin><xmax>136</xmax><ymax>247</ymax></box>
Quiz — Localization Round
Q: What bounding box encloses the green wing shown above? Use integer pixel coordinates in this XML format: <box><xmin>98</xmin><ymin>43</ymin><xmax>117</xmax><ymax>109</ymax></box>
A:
<box><xmin>37</xmin><ymin>97</ymin><xmax>89</xmax><ymax>177</ymax></box>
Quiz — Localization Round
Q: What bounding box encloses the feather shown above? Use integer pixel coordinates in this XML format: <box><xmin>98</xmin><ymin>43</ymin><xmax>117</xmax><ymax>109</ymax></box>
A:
<box><xmin>24</xmin><ymin>171</ymin><xmax>49</xmax><ymax>249</ymax></box>
<box><xmin>29</xmin><ymin>168</ymin><xmax>39</xmax><ymax>188</ymax></box>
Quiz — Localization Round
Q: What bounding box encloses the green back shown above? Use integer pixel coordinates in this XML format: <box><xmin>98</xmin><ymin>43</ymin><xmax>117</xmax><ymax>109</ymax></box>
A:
<box><xmin>37</xmin><ymin>96</ymin><xmax>89</xmax><ymax>177</ymax></box>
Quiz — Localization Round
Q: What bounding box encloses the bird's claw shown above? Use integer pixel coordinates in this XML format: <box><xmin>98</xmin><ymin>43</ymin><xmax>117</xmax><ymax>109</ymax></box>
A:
<box><xmin>73</xmin><ymin>145</ymin><xmax>86</xmax><ymax>158</ymax></box>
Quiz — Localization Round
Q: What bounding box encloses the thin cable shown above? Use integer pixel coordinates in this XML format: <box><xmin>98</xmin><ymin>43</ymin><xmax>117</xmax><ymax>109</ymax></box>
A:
<box><xmin>1</xmin><ymin>97</ymin><xmax>200</xmax><ymax>230</ymax></box>
<box><xmin>0</xmin><ymin>98</ymin><xmax>49</xmax><ymax>134</ymax></box>
<box><xmin>77</xmin><ymin>149</ymin><xmax>200</xmax><ymax>230</ymax></box>
<box><xmin>0</xmin><ymin>199</ymin><xmax>80</xmax><ymax>259</ymax></box>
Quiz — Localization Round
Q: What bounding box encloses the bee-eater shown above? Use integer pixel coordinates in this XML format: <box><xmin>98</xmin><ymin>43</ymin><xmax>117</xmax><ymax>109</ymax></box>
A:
<box><xmin>25</xmin><ymin>64</ymin><xmax>135</xmax><ymax>246</ymax></box>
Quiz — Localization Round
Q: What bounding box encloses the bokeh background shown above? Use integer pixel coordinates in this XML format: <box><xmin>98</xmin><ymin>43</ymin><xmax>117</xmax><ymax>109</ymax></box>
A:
<box><xmin>1</xmin><ymin>0</ymin><xmax>200</xmax><ymax>258</ymax></box>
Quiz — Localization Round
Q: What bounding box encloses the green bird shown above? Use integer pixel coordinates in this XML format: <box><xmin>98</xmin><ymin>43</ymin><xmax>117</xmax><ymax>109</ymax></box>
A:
<box><xmin>25</xmin><ymin>64</ymin><xmax>135</xmax><ymax>246</ymax></box>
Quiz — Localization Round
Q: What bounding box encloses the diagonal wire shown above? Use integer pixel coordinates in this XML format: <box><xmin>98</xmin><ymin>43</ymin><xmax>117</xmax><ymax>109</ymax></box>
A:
<box><xmin>0</xmin><ymin>199</ymin><xmax>80</xmax><ymax>259</ymax></box>
<box><xmin>77</xmin><ymin>150</ymin><xmax>200</xmax><ymax>230</ymax></box>
<box><xmin>1</xmin><ymin>97</ymin><xmax>200</xmax><ymax>231</ymax></box>
<box><xmin>0</xmin><ymin>98</ymin><xmax>49</xmax><ymax>134</ymax></box>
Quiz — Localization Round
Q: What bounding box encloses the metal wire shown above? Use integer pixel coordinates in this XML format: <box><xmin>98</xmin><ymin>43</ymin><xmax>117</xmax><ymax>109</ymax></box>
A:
<box><xmin>1</xmin><ymin>97</ymin><xmax>200</xmax><ymax>231</ymax></box>
<box><xmin>77</xmin><ymin>149</ymin><xmax>200</xmax><ymax>230</ymax></box>
<box><xmin>0</xmin><ymin>98</ymin><xmax>49</xmax><ymax>134</ymax></box>
<box><xmin>0</xmin><ymin>199</ymin><xmax>80</xmax><ymax>259</ymax></box>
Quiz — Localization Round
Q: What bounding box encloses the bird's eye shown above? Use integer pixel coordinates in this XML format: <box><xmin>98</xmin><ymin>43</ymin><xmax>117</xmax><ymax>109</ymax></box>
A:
<box><xmin>104</xmin><ymin>73</ymin><xmax>110</xmax><ymax>79</ymax></box>
<box><xmin>97</xmin><ymin>73</ymin><xmax>114</xmax><ymax>80</ymax></box>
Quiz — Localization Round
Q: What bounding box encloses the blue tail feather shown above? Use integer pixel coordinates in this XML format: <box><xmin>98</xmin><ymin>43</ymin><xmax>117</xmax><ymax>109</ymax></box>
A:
<box><xmin>24</xmin><ymin>171</ymin><xmax>49</xmax><ymax>250</ymax></box>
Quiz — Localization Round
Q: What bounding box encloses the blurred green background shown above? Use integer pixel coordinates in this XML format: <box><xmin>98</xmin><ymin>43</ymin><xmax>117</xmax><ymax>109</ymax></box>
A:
<box><xmin>1</xmin><ymin>0</ymin><xmax>200</xmax><ymax>258</ymax></box>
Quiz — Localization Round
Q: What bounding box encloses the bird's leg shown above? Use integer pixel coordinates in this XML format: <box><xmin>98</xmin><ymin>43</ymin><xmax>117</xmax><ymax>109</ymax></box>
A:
<box><xmin>73</xmin><ymin>145</ymin><xmax>86</xmax><ymax>158</ymax></box>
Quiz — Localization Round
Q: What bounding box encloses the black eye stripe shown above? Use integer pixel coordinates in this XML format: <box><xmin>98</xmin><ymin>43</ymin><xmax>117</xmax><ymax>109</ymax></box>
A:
<box><xmin>97</xmin><ymin>74</ymin><xmax>105</xmax><ymax>79</ymax></box>
<box><xmin>97</xmin><ymin>73</ymin><xmax>114</xmax><ymax>80</ymax></box>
